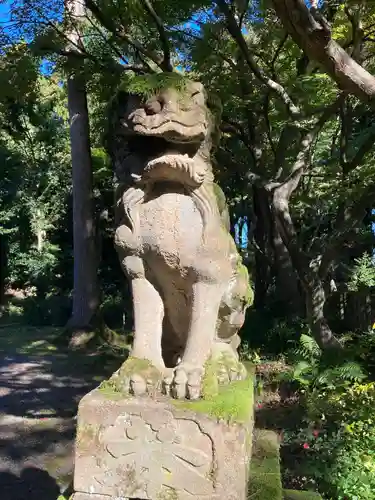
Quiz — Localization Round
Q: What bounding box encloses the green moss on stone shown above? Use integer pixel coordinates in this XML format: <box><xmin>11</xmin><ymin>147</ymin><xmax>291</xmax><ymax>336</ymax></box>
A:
<box><xmin>201</xmin><ymin>357</ymin><xmax>219</xmax><ymax>399</ymax></box>
<box><xmin>97</xmin><ymin>377</ymin><xmax>125</xmax><ymax>400</ymax></box>
<box><xmin>98</xmin><ymin>356</ymin><xmax>162</xmax><ymax>399</ymax></box>
<box><xmin>123</xmin><ymin>73</ymin><xmax>190</xmax><ymax>100</ymax></box>
<box><xmin>212</xmin><ymin>183</ymin><xmax>227</xmax><ymax>216</ymax></box>
<box><xmin>172</xmin><ymin>365</ymin><xmax>254</xmax><ymax>424</ymax></box>
<box><xmin>118</xmin><ymin>356</ymin><xmax>155</xmax><ymax>373</ymax></box>
<box><xmin>283</xmin><ymin>490</ymin><xmax>323</xmax><ymax>500</ymax></box>
<box><xmin>157</xmin><ymin>486</ymin><xmax>179</xmax><ymax>500</ymax></box>
<box><xmin>119</xmin><ymin>356</ymin><xmax>162</xmax><ymax>384</ymax></box>
<box><xmin>236</xmin><ymin>261</ymin><xmax>254</xmax><ymax>306</ymax></box>
<box><xmin>248</xmin><ymin>429</ymin><xmax>282</xmax><ymax>500</ymax></box>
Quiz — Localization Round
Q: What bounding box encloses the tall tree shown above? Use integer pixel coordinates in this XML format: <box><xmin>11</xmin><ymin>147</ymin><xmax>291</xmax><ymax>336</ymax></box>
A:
<box><xmin>64</xmin><ymin>0</ymin><xmax>99</xmax><ymax>338</ymax></box>
<box><xmin>180</xmin><ymin>0</ymin><xmax>375</xmax><ymax>347</ymax></box>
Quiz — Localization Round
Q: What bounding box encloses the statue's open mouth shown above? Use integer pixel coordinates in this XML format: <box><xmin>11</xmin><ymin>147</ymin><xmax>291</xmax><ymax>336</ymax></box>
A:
<box><xmin>122</xmin><ymin>133</ymin><xmax>204</xmax><ymax>186</ymax></box>
<box><xmin>125</xmin><ymin>133</ymin><xmax>200</xmax><ymax>171</ymax></box>
<box><xmin>126</xmin><ymin>134</ymin><xmax>198</xmax><ymax>157</ymax></box>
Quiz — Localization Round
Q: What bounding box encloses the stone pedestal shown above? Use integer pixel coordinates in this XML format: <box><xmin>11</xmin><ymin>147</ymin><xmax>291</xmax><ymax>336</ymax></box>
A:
<box><xmin>71</xmin><ymin>379</ymin><xmax>254</xmax><ymax>500</ymax></box>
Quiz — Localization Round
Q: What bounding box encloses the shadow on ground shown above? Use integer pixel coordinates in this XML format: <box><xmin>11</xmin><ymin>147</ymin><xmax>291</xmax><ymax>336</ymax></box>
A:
<box><xmin>0</xmin><ymin>467</ymin><xmax>61</xmax><ymax>500</ymax></box>
<box><xmin>0</xmin><ymin>328</ymin><xmax>124</xmax><ymax>499</ymax></box>
<box><xmin>0</xmin><ymin>353</ymin><xmax>108</xmax><ymax>419</ymax></box>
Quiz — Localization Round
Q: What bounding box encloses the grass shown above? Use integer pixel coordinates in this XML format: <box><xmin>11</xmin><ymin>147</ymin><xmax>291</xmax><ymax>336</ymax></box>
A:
<box><xmin>283</xmin><ymin>490</ymin><xmax>322</xmax><ymax>499</ymax></box>
<box><xmin>0</xmin><ymin>324</ymin><xmax>62</xmax><ymax>355</ymax></box>
<box><xmin>0</xmin><ymin>322</ymin><xmax>126</xmax><ymax>375</ymax></box>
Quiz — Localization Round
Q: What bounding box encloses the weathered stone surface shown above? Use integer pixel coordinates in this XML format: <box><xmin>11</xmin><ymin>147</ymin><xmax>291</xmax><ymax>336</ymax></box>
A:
<box><xmin>105</xmin><ymin>77</ymin><xmax>253</xmax><ymax>399</ymax></box>
<box><xmin>73</xmin><ymin>386</ymin><xmax>253</xmax><ymax>500</ymax></box>
<box><xmin>71</xmin><ymin>494</ymin><xmax>113</xmax><ymax>499</ymax></box>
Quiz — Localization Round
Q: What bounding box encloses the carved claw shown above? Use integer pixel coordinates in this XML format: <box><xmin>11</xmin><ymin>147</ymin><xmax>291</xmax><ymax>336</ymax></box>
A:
<box><xmin>172</xmin><ymin>368</ymin><xmax>188</xmax><ymax>399</ymax></box>
<box><xmin>187</xmin><ymin>369</ymin><xmax>203</xmax><ymax>400</ymax></box>
<box><xmin>229</xmin><ymin>367</ymin><xmax>239</xmax><ymax>382</ymax></box>
<box><xmin>163</xmin><ymin>374</ymin><xmax>173</xmax><ymax>396</ymax></box>
<box><xmin>217</xmin><ymin>366</ymin><xmax>229</xmax><ymax>385</ymax></box>
<box><xmin>130</xmin><ymin>374</ymin><xmax>147</xmax><ymax>396</ymax></box>
<box><xmin>146</xmin><ymin>378</ymin><xmax>158</xmax><ymax>397</ymax></box>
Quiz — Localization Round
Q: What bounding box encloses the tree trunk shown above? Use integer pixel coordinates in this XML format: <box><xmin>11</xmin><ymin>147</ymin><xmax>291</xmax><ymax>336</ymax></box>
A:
<box><xmin>272</xmin><ymin>188</ymin><xmax>339</xmax><ymax>349</ymax></box>
<box><xmin>66</xmin><ymin>72</ymin><xmax>100</xmax><ymax>330</ymax></box>
<box><xmin>64</xmin><ymin>0</ymin><xmax>100</xmax><ymax>334</ymax></box>
<box><xmin>253</xmin><ymin>186</ymin><xmax>302</xmax><ymax>314</ymax></box>
<box><xmin>304</xmin><ymin>279</ymin><xmax>339</xmax><ymax>349</ymax></box>
<box><xmin>272</xmin><ymin>229</ymin><xmax>303</xmax><ymax>315</ymax></box>
<box><xmin>253</xmin><ymin>187</ymin><xmax>272</xmax><ymax>309</ymax></box>
<box><xmin>0</xmin><ymin>234</ymin><xmax>7</xmax><ymax>307</ymax></box>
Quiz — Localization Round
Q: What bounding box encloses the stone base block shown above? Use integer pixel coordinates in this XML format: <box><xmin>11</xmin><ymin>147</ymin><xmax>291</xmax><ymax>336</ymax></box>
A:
<box><xmin>71</xmin><ymin>495</ymin><xmax>121</xmax><ymax>500</ymax></box>
<box><xmin>72</xmin><ymin>384</ymin><xmax>254</xmax><ymax>500</ymax></box>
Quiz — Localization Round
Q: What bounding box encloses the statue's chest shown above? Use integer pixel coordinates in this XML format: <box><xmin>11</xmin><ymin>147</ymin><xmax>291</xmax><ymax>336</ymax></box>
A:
<box><xmin>138</xmin><ymin>192</ymin><xmax>203</xmax><ymax>258</ymax></box>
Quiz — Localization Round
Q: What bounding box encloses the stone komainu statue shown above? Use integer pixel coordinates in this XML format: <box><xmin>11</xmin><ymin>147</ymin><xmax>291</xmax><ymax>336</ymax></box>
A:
<box><xmin>106</xmin><ymin>77</ymin><xmax>253</xmax><ymax>399</ymax></box>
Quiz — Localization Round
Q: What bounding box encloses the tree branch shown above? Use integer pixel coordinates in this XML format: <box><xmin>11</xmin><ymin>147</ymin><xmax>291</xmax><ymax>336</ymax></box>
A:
<box><xmin>83</xmin><ymin>12</ymin><xmax>148</xmax><ymax>73</ymax></box>
<box><xmin>272</xmin><ymin>0</ymin><xmax>375</xmax><ymax>106</ymax></box>
<box><xmin>275</xmin><ymin>97</ymin><xmax>342</xmax><ymax>199</ymax></box>
<box><xmin>268</xmin><ymin>98</ymin><xmax>343</xmax><ymax>284</ymax></box>
<box><xmin>344</xmin><ymin>4</ymin><xmax>364</xmax><ymax>62</ymax></box>
<box><xmin>319</xmin><ymin>182</ymin><xmax>375</xmax><ymax>279</ymax></box>
<box><xmin>270</xmin><ymin>32</ymin><xmax>288</xmax><ymax>79</ymax></box>
<box><xmin>85</xmin><ymin>0</ymin><xmax>164</xmax><ymax>70</ymax></box>
<box><xmin>220</xmin><ymin>116</ymin><xmax>255</xmax><ymax>156</ymax></box>
<box><xmin>140</xmin><ymin>0</ymin><xmax>172</xmax><ymax>71</ymax></box>
<box><xmin>343</xmin><ymin>127</ymin><xmax>375</xmax><ymax>175</ymax></box>
<box><xmin>216</xmin><ymin>0</ymin><xmax>302</xmax><ymax>118</ymax></box>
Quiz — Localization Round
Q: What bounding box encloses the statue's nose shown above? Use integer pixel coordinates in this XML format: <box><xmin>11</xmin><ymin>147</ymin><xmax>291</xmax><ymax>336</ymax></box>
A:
<box><xmin>144</xmin><ymin>96</ymin><xmax>163</xmax><ymax>115</ymax></box>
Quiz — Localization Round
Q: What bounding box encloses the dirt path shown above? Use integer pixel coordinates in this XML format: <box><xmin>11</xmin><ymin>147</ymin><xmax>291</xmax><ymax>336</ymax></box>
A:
<box><xmin>0</xmin><ymin>335</ymin><xmax>122</xmax><ymax>500</ymax></box>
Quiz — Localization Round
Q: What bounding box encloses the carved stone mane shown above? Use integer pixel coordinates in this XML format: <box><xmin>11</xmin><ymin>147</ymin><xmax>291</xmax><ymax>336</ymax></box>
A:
<box><xmin>106</xmin><ymin>78</ymin><xmax>253</xmax><ymax>400</ymax></box>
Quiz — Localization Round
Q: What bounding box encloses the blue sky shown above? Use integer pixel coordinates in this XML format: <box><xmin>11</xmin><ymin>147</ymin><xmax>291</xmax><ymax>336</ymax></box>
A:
<box><xmin>0</xmin><ymin>2</ymin><xmax>9</xmax><ymax>17</ymax></box>
<box><xmin>0</xmin><ymin>2</ymin><xmax>10</xmax><ymax>26</ymax></box>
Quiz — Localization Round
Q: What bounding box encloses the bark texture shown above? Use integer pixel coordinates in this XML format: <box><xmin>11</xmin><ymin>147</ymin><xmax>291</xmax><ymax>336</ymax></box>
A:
<box><xmin>272</xmin><ymin>0</ymin><xmax>375</xmax><ymax>104</ymax></box>
<box><xmin>65</xmin><ymin>0</ymin><xmax>100</xmax><ymax>331</ymax></box>
<box><xmin>0</xmin><ymin>234</ymin><xmax>7</xmax><ymax>306</ymax></box>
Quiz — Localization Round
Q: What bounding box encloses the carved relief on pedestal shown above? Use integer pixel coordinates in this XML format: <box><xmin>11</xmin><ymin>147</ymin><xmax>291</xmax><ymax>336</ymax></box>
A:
<box><xmin>93</xmin><ymin>408</ymin><xmax>215</xmax><ymax>499</ymax></box>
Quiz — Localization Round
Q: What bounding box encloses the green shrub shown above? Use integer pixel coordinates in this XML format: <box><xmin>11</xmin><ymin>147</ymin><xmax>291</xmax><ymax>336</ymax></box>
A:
<box><xmin>21</xmin><ymin>294</ymin><xmax>72</xmax><ymax>326</ymax></box>
<box><xmin>282</xmin><ymin>382</ymin><xmax>375</xmax><ymax>499</ymax></box>
<box><xmin>280</xmin><ymin>334</ymin><xmax>366</xmax><ymax>393</ymax></box>
<box><xmin>242</xmin><ymin>310</ymin><xmax>305</xmax><ymax>355</ymax></box>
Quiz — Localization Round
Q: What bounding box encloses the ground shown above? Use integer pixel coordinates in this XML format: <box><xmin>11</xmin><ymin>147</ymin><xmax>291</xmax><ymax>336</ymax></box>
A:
<box><xmin>0</xmin><ymin>325</ymin><xmax>123</xmax><ymax>500</ymax></box>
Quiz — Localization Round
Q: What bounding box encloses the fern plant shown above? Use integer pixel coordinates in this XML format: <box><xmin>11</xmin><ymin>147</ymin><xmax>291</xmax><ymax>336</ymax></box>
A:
<box><xmin>280</xmin><ymin>334</ymin><xmax>366</xmax><ymax>392</ymax></box>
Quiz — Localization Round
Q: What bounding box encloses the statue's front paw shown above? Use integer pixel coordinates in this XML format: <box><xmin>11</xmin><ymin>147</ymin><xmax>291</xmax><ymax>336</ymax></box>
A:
<box><xmin>170</xmin><ymin>364</ymin><xmax>203</xmax><ymax>400</ymax></box>
<box><xmin>101</xmin><ymin>357</ymin><xmax>163</xmax><ymax>398</ymax></box>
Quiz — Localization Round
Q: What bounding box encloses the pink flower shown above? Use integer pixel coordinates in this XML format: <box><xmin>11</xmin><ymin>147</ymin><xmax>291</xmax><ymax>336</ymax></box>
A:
<box><xmin>312</xmin><ymin>430</ymin><xmax>319</xmax><ymax>438</ymax></box>
<box><xmin>256</xmin><ymin>403</ymin><xmax>263</xmax><ymax>409</ymax></box>
<box><xmin>303</xmin><ymin>443</ymin><xmax>310</xmax><ymax>449</ymax></box>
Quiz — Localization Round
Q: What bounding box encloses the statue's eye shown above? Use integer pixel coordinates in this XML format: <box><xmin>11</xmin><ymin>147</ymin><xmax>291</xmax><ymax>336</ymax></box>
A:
<box><xmin>191</xmin><ymin>90</ymin><xmax>200</xmax><ymax>97</ymax></box>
